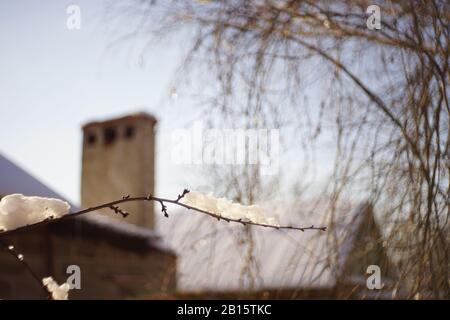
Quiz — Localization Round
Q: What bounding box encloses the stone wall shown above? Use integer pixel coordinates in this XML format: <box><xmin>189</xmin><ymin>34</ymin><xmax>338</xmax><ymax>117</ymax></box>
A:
<box><xmin>0</xmin><ymin>225</ymin><xmax>176</xmax><ymax>299</ymax></box>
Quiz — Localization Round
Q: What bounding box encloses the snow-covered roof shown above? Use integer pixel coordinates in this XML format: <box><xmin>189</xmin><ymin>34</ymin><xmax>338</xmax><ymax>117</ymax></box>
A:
<box><xmin>0</xmin><ymin>152</ymin><xmax>172</xmax><ymax>254</ymax></box>
<box><xmin>157</xmin><ymin>199</ymin><xmax>371</xmax><ymax>291</ymax></box>
<box><xmin>0</xmin><ymin>153</ymin><xmax>71</xmax><ymax>205</ymax></box>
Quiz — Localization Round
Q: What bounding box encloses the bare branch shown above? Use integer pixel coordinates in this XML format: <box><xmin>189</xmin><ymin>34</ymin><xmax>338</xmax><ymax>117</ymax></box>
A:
<box><xmin>0</xmin><ymin>240</ymin><xmax>50</xmax><ymax>298</ymax></box>
<box><xmin>0</xmin><ymin>189</ymin><xmax>327</xmax><ymax>238</ymax></box>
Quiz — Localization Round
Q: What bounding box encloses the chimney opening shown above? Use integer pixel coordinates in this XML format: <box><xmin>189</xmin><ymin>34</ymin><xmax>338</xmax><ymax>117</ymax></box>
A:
<box><xmin>124</xmin><ymin>125</ymin><xmax>135</xmax><ymax>139</ymax></box>
<box><xmin>86</xmin><ymin>132</ymin><xmax>97</xmax><ymax>145</ymax></box>
<box><xmin>103</xmin><ymin>127</ymin><xmax>117</xmax><ymax>145</ymax></box>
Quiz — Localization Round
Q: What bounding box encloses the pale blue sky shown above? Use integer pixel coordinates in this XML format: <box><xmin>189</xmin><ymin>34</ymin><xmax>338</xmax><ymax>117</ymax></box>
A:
<box><xmin>0</xmin><ymin>0</ymin><xmax>335</xmax><ymax>205</ymax></box>
<box><xmin>0</xmin><ymin>0</ymin><xmax>204</xmax><ymax>203</ymax></box>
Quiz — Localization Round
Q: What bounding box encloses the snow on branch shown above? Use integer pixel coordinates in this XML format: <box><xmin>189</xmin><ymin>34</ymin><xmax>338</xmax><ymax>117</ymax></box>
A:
<box><xmin>177</xmin><ymin>190</ymin><xmax>326</xmax><ymax>231</ymax></box>
<box><xmin>181</xmin><ymin>191</ymin><xmax>280</xmax><ymax>227</ymax></box>
<box><xmin>0</xmin><ymin>189</ymin><xmax>326</xmax><ymax>299</ymax></box>
<box><xmin>0</xmin><ymin>189</ymin><xmax>326</xmax><ymax>236</ymax></box>
<box><xmin>0</xmin><ymin>194</ymin><xmax>70</xmax><ymax>232</ymax></box>
<box><xmin>42</xmin><ymin>277</ymin><xmax>70</xmax><ymax>300</ymax></box>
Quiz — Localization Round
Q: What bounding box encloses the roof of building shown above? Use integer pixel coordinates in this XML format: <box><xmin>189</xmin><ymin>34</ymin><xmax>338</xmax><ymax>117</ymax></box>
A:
<box><xmin>157</xmin><ymin>199</ymin><xmax>376</xmax><ymax>292</ymax></box>
<box><xmin>82</xmin><ymin>112</ymin><xmax>157</xmax><ymax>130</ymax></box>
<box><xmin>0</xmin><ymin>152</ymin><xmax>173</xmax><ymax>254</ymax></box>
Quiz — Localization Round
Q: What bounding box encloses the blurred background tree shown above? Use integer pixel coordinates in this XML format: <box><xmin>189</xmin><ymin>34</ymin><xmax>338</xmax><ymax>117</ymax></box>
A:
<box><xmin>111</xmin><ymin>0</ymin><xmax>449</xmax><ymax>298</ymax></box>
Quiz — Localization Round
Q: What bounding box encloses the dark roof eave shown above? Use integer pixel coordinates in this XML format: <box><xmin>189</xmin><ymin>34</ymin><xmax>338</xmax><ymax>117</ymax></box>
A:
<box><xmin>48</xmin><ymin>214</ymin><xmax>175</xmax><ymax>255</ymax></box>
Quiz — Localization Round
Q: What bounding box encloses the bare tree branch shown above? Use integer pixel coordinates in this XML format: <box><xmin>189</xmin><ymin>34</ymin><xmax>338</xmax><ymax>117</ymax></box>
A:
<box><xmin>0</xmin><ymin>189</ymin><xmax>326</xmax><ymax>238</ymax></box>
<box><xmin>0</xmin><ymin>240</ymin><xmax>50</xmax><ymax>298</ymax></box>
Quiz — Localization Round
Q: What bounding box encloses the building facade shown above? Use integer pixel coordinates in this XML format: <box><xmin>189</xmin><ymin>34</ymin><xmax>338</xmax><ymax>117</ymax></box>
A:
<box><xmin>0</xmin><ymin>112</ymin><xmax>176</xmax><ymax>299</ymax></box>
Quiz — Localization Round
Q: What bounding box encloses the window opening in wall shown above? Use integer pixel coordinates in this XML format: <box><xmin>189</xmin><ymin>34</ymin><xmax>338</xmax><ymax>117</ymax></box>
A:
<box><xmin>86</xmin><ymin>132</ymin><xmax>97</xmax><ymax>145</ymax></box>
<box><xmin>104</xmin><ymin>127</ymin><xmax>117</xmax><ymax>145</ymax></box>
<box><xmin>124</xmin><ymin>125</ymin><xmax>135</xmax><ymax>139</ymax></box>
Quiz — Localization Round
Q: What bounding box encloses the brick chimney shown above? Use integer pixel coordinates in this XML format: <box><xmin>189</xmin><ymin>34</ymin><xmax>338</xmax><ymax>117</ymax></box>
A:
<box><xmin>81</xmin><ymin>112</ymin><xmax>157</xmax><ymax>229</ymax></box>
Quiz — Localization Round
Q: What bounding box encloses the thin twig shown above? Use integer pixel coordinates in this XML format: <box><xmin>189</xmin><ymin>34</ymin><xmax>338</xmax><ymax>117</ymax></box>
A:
<box><xmin>0</xmin><ymin>240</ymin><xmax>50</xmax><ymax>298</ymax></box>
<box><xmin>0</xmin><ymin>189</ymin><xmax>327</xmax><ymax>238</ymax></box>
<box><xmin>0</xmin><ymin>189</ymin><xmax>325</xmax><ymax>299</ymax></box>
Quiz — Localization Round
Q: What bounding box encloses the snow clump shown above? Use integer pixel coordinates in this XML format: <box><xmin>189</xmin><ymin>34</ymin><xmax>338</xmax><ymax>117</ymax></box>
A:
<box><xmin>42</xmin><ymin>277</ymin><xmax>70</xmax><ymax>300</ymax></box>
<box><xmin>182</xmin><ymin>191</ymin><xmax>280</xmax><ymax>227</ymax></box>
<box><xmin>0</xmin><ymin>194</ymin><xmax>70</xmax><ymax>232</ymax></box>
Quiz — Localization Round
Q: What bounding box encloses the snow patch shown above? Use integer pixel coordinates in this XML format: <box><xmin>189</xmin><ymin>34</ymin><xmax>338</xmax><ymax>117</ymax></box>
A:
<box><xmin>0</xmin><ymin>194</ymin><xmax>70</xmax><ymax>231</ymax></box>
<box><xmin>181</xmin><ymin>191</ymin><xmax>280</xmax><ymax>227</ymax></box>
<box><xmin>42</xmin><ymin>277</ymin><xmax>70</xmax><ymax>300</ymax></box>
